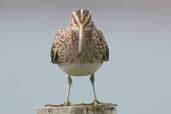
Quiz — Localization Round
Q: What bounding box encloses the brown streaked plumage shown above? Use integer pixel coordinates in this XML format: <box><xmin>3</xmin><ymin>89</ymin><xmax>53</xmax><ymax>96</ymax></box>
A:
<box><xmin>50</xmin><ymin>9</ymin><xmax>109</xmax><ymax>105</ymax></box>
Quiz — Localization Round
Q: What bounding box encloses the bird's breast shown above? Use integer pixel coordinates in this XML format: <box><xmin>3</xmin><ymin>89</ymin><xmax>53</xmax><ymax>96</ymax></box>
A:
<box><xmin>59</xmin><ymin>63</ymin><xmax>102</xmax><ymax>76</ymax></box>
<box><xmin>63</xmin><ymin>36</ymin><xmax>99</xmax><ymax>64</ymax></box>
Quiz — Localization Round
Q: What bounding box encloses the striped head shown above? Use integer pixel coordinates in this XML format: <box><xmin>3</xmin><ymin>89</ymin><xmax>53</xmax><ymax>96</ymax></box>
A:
<box><xmin>71</xmin><ymin>9</ymin><xmax>93</xmax><ymax>31</ymax></box>
<box><xmin>70</xmin><ymin>9</ymin><xmax>94</xmax><ymax>53</ymax></box>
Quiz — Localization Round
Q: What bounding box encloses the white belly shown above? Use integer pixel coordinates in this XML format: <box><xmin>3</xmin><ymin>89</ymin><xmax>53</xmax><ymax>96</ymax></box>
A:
<box><xmin>60</xmin><ymin>63</ymin><xmax>102</xmax><ymax>76</ymax></box>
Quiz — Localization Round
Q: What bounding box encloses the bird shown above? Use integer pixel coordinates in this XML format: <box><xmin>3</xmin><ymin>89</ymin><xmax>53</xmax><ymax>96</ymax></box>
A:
<box><xmin>50</xmin><ymin>9</ymin><xmax>109</xmax><ymax>106</ymax></box>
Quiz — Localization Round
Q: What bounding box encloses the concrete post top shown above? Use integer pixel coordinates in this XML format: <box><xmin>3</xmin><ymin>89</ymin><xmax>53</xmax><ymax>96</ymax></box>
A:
<box><xmin>37</xmin><ymin>103</ymin><xmax>117</xmax><ymax>114</ymax></box>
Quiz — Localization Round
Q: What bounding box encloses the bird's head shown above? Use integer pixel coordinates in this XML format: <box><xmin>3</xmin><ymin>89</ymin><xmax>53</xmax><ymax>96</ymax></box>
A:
<box><xmin>70</xmin><ymin>9</ymin><xmax>94</xmax><ymax>53</ymax></box>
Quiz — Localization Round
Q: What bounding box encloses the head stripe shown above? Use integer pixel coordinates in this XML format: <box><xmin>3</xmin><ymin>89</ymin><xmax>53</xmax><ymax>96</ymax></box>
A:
<box><xmin>71</xmin><ymin>9</ymin><xmax>92</xmax><ymax>28</ymax></box>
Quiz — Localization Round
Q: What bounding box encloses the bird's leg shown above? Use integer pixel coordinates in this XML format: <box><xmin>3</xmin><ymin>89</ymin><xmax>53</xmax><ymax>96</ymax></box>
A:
<box><xmin>64</xmin><ymin>75</ymin><xmax>72</xmax><ymax>105</ymax></box>
<box><xmin>90</xmin><ymin>74</ymin><xmax>101</xmax><ymax>105</ymax></box>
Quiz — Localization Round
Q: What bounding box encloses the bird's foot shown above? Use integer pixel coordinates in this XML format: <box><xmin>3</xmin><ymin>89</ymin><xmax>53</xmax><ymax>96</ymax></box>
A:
<box><xmin>64</xmin><ymin>101</ymin><xmax>71</xmax><ymax>106</ymax></box>
<box><xmin>88</xmin><ymin>100</ymin><xmax>103</xmax><ymax>110</ymax></box>
<box><xmin>90</xmin><ymin>99</ymin><xmax>103</xmax><ymax>106</ymax></box>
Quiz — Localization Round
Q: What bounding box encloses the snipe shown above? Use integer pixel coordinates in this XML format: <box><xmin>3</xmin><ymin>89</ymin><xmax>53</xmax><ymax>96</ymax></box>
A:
<box><xmin>50</xmin><ymin>9</ymin><xmax>109</xmax><ymax>105</ymax></box>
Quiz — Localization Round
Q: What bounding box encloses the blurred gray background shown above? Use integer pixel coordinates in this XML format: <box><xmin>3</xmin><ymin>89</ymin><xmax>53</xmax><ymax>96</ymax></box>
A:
<box><xmin>0</xmin><ymin>0</ymin><xmax>171</xmax><ymax>114</ymax></box>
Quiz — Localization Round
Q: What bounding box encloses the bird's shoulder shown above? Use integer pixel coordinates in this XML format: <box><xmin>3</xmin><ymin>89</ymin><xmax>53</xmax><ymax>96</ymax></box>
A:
<box><xmin>93</xmin><ymin>29</ymin><xmax>109</xmax><ymax>61</ymax></box>
<box><xmin>50</xmin><ymin>27</ymin><xmax>71</xmax><ymax>64</ymax></box>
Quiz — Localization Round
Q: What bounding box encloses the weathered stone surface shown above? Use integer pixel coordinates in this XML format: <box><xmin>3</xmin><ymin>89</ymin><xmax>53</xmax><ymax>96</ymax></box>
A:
<box><xmin>37</xmin><ymin>103</ymin><xmax>117</xmax><ymax>114</ymax></box>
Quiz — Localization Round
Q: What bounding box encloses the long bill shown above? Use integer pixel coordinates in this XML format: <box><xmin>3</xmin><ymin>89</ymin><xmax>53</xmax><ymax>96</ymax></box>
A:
<box><xmin>78</xmin><ymin>26</ymin><xmax>83</xmax><ymax>53</ymax></box>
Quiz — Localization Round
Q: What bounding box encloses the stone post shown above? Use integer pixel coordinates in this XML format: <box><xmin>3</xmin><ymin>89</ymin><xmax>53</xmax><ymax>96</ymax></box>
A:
<box><xmin>37</xmin><ymin>103</ymin><xmax>117</xmax><ymax>114</ymax></box>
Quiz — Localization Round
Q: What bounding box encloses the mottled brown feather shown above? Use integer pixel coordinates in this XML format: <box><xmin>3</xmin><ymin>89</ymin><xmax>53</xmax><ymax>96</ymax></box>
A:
<box><xmin>96</xmin><ymin>30</ymin><xmax>109</xmax><ymax>61</ymax></box>
<box><xmin>50</xmin><ymin>27</ymin><xmax>109</xmax><ymax>65</ymax></box>
<box><xmin>51</xmin><ymin>9</ymin><xmax>109</xmax><ymax>65</ymax></box>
